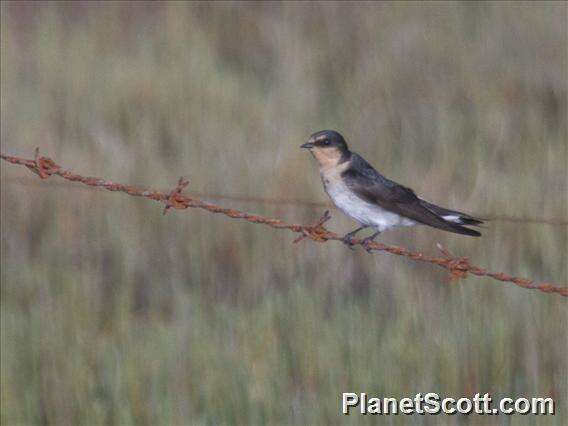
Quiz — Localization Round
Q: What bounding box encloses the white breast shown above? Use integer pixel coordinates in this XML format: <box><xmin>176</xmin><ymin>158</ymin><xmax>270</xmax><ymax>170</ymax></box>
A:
<box><xmin>322</xmin><ymin>175</ymin><xmax>416</xmax><ymax>232</ymax></box>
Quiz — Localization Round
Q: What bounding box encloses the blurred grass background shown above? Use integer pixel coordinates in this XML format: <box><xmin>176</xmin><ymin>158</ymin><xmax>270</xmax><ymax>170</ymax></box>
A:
<box><xmin>1</xmin><ymin>1</ymin><xmax>566</xmax><ymax>425</ymax></box>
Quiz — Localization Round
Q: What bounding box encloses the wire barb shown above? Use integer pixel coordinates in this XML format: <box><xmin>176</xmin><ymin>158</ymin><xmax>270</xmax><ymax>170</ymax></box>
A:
<box><xmin>163</xmin><ymin>177</ymin><xmax>190</xmax><ymax>215</ymax></box>
<box><xmin>437</xmin><ymin>243</ymin><xmax>471</xmax><ymax>282</ymax></box>
<box><xmin>293</xmin><ymin>210</ymin><xmax>332</xmax><ymax>244</ymax></box>
<box><xmin>26</xmin><ymin>147</ymin><xmax>60</xmax><ymax>179</ymax></box>
<box><xmin>1</xmin><ymin>149</ymin><xmax>566</xmax><ymax>297</ymax></box>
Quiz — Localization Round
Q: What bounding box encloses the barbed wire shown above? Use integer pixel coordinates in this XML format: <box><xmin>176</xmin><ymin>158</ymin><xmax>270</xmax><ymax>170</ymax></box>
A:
<box><xmin>1</xmin><ymin>149</ymin><xmax>566</xmax><ymax>297</ymax></box>
<box><xmin>3</xmin><ymin>176</ymin><xmax>567</xmax><ymax>226</ymax></box>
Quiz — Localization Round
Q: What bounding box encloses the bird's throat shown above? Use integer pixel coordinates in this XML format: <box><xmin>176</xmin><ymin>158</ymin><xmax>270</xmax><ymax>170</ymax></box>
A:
<box><xmin>312</xmin><ymin>148</ymin><xmax>350</xmax><ymax>173</ymax></box>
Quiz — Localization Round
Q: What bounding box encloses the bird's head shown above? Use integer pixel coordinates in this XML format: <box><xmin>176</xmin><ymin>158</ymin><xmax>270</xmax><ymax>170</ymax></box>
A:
<box><xmin>301</xmin><ymin>130</ymin><xmax>350</xmax><ymax>168</ymax></box>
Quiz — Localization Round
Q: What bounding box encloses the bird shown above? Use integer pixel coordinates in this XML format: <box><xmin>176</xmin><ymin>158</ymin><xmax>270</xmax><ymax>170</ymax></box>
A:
<box><xmin>300</xmin><ymin>130</ymin><xmax>483</xmax><ymax>250</ymax></box>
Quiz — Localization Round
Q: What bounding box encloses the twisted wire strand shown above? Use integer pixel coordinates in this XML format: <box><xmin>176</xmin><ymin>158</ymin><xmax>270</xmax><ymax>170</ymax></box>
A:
<box><xmin>1</xmin><ymin>149</ymin><xmax>566</xmax><ymax>297</ymax></box>
<box><xmin>3</xmin><ymin>176</ymin><xmax>566</xmax><ymax>226</ymax></box>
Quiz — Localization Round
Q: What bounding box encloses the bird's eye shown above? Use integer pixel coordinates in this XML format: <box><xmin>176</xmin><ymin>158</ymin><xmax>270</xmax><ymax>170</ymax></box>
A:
<box><xmin>323</xmin><ymin>139</ymin><xmax>331</xmax><ymax>145</ymax></box>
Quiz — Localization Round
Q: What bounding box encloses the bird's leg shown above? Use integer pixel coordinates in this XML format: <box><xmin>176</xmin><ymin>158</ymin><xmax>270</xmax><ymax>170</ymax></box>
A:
<box><xmin>361</xmin><ymin>231</ymin><xmax>381</xmax><ymax>253</ymax></box>
<box><xmin>342</xmin><ymin>226</ymin><xmax>367</xmax><ymax>248</ymax></box>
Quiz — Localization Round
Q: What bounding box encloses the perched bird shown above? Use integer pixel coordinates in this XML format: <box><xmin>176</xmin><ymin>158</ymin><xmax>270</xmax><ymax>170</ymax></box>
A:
<box><xmin>301</xmin><ymin>130</ymin><xmax>483</xmax><ymax>250</ymax></box>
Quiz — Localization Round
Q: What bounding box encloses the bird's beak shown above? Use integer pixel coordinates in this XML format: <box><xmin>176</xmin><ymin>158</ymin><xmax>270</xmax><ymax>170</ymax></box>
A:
<box><xmin>300</xmin><ymin>142</ymin><xmax>315</xmax><ymax>149</ymax></box>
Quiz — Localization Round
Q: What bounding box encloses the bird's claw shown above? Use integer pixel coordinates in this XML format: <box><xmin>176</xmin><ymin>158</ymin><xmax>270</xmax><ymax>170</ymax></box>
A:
<box><xmin>342</xmin><ymin>235</ymin><xmax>356</xmax><ymax>250</ymax></box>
<box><xmin>361</xmin><ymin>239</ymin><xmax>375</xmax><ymax>253</ymax></box>
<box><xmin>361</xmin><ymin>232</ymin><xmax>381</xmax><ymax>253</ymax></box>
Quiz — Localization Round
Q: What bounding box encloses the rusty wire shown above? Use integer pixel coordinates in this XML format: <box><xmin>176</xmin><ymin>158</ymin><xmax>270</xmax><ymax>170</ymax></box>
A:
<box><xmin>3</xmin><ymin>175</ymin><xmax>567</xmax><ymax>227</ymax></box>
<box><xmin>1</xmin><ymin>149</ymin><xmax>567</xmax><ymax>297</ymax></box>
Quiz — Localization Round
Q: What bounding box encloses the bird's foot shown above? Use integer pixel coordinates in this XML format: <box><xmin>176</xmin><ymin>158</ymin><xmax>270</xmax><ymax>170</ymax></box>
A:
<box><xmin>361</xmin><ymin>239</ymin><xmax>374</xmax><ymax>253</ymax></box>
<box><xmin>342</xmin><ymin>235</ymin><xmax>357</xmax><ymax>250</ymax></box>
<box><xmin>341</xmin><ymin>226</ymin><xmax>367</xmax><ymax>250</ymax></box>
<box><xmin>361</xmin><ymin>232</ymin><xmax>381</xmax><ymax>253</ymax></box>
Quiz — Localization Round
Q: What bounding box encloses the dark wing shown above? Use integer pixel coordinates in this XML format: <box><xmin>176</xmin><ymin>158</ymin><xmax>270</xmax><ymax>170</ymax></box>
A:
<box><xmin>342</xmin><ymin>154</ymin><xmax>480</xmax><ymax>236</ymax></box>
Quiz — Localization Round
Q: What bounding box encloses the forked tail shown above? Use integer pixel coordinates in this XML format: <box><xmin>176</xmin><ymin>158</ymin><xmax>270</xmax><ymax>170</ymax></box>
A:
<box><xmin>419</xmin><ymin>199</ymin><xmax>484</xmax><ymax>236</ymax></box>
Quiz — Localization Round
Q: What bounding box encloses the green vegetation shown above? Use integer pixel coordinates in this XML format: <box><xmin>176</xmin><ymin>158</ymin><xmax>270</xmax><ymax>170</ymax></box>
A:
<box><xmin>1</xmin><ymin>2</ymin><xmax>566</xmax><ymax>425</ymax></box>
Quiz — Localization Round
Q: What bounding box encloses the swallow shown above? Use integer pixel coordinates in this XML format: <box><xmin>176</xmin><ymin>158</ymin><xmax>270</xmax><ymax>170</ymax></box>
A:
<box><xmin>301</xmin><ymin>130</ymin><xmax>483</xmax><ymax>250</ymax></box>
